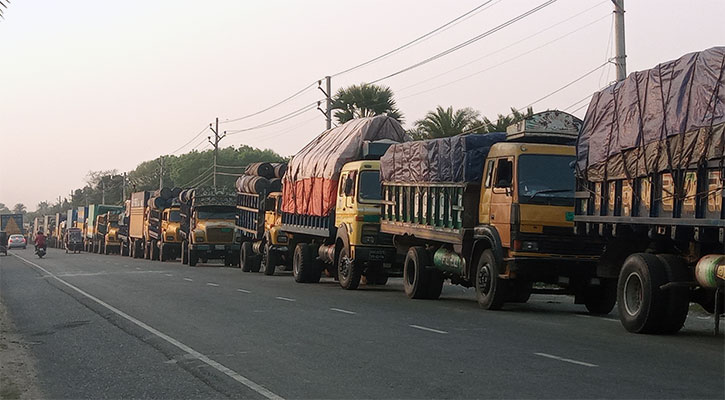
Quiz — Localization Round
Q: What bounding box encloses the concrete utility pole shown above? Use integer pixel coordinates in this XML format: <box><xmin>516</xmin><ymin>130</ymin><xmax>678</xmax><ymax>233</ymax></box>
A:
<box><xmin>318</xmin><ymin>76</ymin><xmax>332</xmax><ymax>130</ymax></box>
<box><xmin>612</xmin><ymin>0</ymin><xmax>627</xmax><ymax>81</ymax></box>
<box><xmin>208</xmin><ymin>117</ymin><xmax>226</xmax><ymax>188</ymax></box>
<box><xmin>158</xmin><ymin>156</ymin><xmax>165</xmax><ymax>190</ymax></box>
<box><xmin>101</xmin><ymin>177</ymin><xmax>106</xmax><ymax>204</ymax></box>
<box><xmin>122</xmin><ymin>172</ymin><xmax>127</xmax><ymax>201</ymax></box>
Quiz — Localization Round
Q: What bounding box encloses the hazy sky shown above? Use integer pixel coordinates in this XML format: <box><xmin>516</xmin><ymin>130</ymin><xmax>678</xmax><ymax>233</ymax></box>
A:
<box><xmin>1</xmin><ymin>0</ymin><xmax>723</xmax><ymax>210</ymax></box>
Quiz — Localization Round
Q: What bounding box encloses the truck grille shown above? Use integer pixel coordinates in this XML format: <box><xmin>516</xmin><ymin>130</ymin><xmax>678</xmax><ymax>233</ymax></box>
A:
<box><xmin>206</xmin><ymin>228</ymin><xmax>233</xmax><ymax>243</ymax></box>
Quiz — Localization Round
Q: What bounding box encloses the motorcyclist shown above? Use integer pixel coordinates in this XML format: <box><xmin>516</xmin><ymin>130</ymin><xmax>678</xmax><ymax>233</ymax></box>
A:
<box><xmin>34</xmin><ymin>231</ymin><xmax>47</xmax><ymax>252</ymax></box>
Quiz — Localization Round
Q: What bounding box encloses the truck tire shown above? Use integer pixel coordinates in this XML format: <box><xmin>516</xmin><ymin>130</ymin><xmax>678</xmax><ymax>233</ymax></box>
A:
<box><xmin>337</xmin><ymin>246</ymin><xmax>362</xmax><ymax>290</ymax></box>
<box><xmin>583</xmin><ymin>278</ymin><xmax>617</xmax><ymax>314</ymax></box>
<box><xmin>656</xmin><ymin>254</ymin><xmax>690</xmax><ymax>334</ymax></box>
<box><xmin>263</xmin><ymin>243</ymin><xmax>279</xmax><ymax>276</ymax></box>
<box><xmin>151</xmin><ymin>240</ymin><xmax>160</xmax><ymax>261</ymax></box>
<box><xmin>188</xmin><ymin>248</ymin><xmax>199</xmax><ymax>267</ymax></box>
<box><xmin>426</xmin><ymin>270</ymin><xmax>444</xmax><ymax>300</ymax></box>
<box><xmin>365</xmin><ymin>263</ymin><xmax>388</xmax><ymax>285</ymax></box>
<box><xmin>250</xmin><ymin>255</ymin><xmax>262</xmax><ymax>272</ymax></box>
<box><xmin>617</xmin><ymin>253</ymin><xmax>669</xmax><ymax>334</ymax></box>
<box><xmin>475</xmin><ymin>249</ymin><xmax>508</xmax><ymax>310</ymax></box>
<box><xmin>293</xmin><ymin>243</ymin><xmax>320</xmax><ymax>283</ymax></box>
<box><xmin>160</xmin><ymin>244</ymin><xmax>167</xmax><ymax>262</ymax></box>
<box><xmin>181</xmin><ymin>242</ymin><xmax>188</xmax><ymax>265</ymax></box>
<box><xmin>403</xmin><ymin>246</ymin><xmax>431</xmax><ymax>299</ymax></box>
<box><xmin>509</xmin><ymin>280</ymin><xmax>532</xmax><ymax>303</ymax></box>
<box><xmin>241</xmin><ymin>242</ymin><xmax>255</xmax><ymax>272</ymax></box>
<box><xmin>103</xmin><ymin>242</ymin><xmax>110</xmax><ymax>255</ymax></box>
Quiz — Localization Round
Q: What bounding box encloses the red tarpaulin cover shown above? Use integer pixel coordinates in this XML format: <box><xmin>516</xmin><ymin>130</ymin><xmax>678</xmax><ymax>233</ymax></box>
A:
<box><xmin>282</xmin><ymin>116</ymin><xmax>406</xmax><ymax>216</ymax></box>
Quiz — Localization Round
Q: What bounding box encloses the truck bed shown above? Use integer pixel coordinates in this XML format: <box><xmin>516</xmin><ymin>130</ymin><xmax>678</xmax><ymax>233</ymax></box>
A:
<box><xmin>236</xmin><ymin>192</ymin><xmax>266</xmax><ymax>240</ymax></box>
<box><xmin>380</xmin><ymin>182</ymin><xmax>479</xmax><ymax>244</ymax></box>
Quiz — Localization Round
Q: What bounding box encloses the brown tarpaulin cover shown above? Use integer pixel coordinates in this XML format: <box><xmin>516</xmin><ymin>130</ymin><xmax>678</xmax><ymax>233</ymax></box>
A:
<box><xmin>577</xmin><ymin>46</ymin><xmax>725</xmax><ymax>182</ymax></box>
<box><xmin>282</xmin><ymin>115</ymin><xmax>406</xmax><ymax>216</ymax></box>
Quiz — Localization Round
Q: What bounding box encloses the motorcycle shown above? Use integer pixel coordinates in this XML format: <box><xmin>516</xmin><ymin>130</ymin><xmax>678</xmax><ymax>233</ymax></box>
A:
<box><xmin>35</xmin><ymin>246</ymin><xmax>46</xmax><ymax>258</ymax></box>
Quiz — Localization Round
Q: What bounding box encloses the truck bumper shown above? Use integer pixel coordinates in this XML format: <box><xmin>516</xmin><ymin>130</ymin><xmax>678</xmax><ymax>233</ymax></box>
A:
<box><xmin>505</xmin><ymin>255</ymin><xmax>598</xmax><ymax>281</ymax></box>
<box><xmin>190</xmin><ymin>243</ymin><xmax>241</xmax><ymax>257</ymax></box>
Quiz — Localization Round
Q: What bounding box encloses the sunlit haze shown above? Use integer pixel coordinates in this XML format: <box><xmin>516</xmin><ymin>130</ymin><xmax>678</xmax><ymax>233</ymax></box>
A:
<box><xmin>1</xmin><ymin>0</ymin><xmax>723</xmax><ymax>209</ymax></box>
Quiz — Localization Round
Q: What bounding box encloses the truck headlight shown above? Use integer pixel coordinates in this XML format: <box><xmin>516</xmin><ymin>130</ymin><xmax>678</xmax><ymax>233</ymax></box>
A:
<box><xmin>361</xmin><ymin>225</ymin><xmax>378</xmax><ymax>245</ymax></box>
<box><xmin>361</xmin><ymin>235</ymin><xmax>376</xmax><ymax>244</ymax></box>
<box><xmin>520</xmin><ymin>241</ymin><xmax>538</xmax><ymax>251</ymax></box>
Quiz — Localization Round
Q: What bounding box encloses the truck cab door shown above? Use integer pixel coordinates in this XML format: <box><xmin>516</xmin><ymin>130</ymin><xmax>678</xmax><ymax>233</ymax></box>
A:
<box><xmin>489</xmin><ymin>157</ymin><xmax>514</xmax><ymax>248</ymax></box>
<box><xmin>479</xmin><ymin>159</ymin><xmax>496</xmax><ymax>224</ymax></box>
<box><xmin>161</xmin><ymin>210</ymin><xmax>168</xmax><ymax>234</ymax></box>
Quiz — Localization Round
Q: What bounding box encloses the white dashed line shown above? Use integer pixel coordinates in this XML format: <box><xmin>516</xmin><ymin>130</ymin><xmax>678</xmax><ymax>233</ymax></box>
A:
<box><xmin>135</xmin><ymin>267</ymin><xmax>141</xmax><ymax>270</ymax></box>
<box><xmin>534</xmin><ymin>352</ymin><xmax>598</xmax><ymax>367</ymax></box>
<box><xmin>12</xmin><ymin>254</ymin><xmax>283</xmax><ymax>400</ymax></box>
<box><xmin>183</xmin><ymin>278</ymin><xmax>193</xmax><ymax>282</ymax></box>
<box><xmin>330</xmin><ymin>307</ymin><xmax>356</xmax><ymax>315</ymax></box>
<box><xmin>237</xmin><ymin>289</ymin><xmax>251</xmax><ymax>293</ymax></box>
<box><xmin>207</xmin><ymin>283</ymin><xmax>220</xmax><ymax>287</ymax></box>
<box><xmin>409</xmin><ymin>324</ymin><xmax>448</xmax><ymax>334</ymax></box>
<box><xmin>275</xmin><ymin>296</ymin><xmax>296</xmax><ymax>302</ymax></box>
<box><xmin>164</xmin><ymin>273</ymin><xmax>173</xmax><ymax>277</ymax></box>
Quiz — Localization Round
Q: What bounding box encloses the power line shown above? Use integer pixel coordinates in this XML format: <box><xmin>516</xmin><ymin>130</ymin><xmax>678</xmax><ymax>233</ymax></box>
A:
<box><xmin>398</xmin><ymin>0</ymin><xmax>608</xmax><ymax>93</ymax></box>
<box><xmin>368</xmin><ymin>0</ymin><xmax>558</xmax><ymax>84</ymax></box>
<box><xmin>170</xmin><ymin>126</ymin><xmax>209</xmax><ymax>154</ymax></box>
<box><xmin>399</xmin><ymin>13</ymin><xmax>610</xmax><ymax>100</ymax></box>
<box><xmin>177</xmin><ymin>165</ymin><xmax>214</xmax><ymax>188</ymax></box>
<box><xmin>220</xmin><ymin>81</ymin><xmax>318</xmax><ymax>125</ymax></box>
<box><xmin>330</xmin><ymin>0</ymin><xmax>499</xmax><ymax>78</ymax></box>
<box><xmin>225</xmin><ymin>101</ymin><xmax>320</xmax><ymax>135</ymax></box>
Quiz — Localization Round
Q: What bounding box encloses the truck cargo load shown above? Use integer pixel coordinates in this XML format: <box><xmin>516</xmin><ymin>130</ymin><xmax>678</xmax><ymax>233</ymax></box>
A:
<box><xmin>282</xmin><ymin>115</ymin><xmax>406</xmax><ymax>216</ymax></box>
<box><xmin>380</xmin><ymin>132</ymin><xmax>506</xmax><ymax>184</ymax></box>
<box><xmin>0</xmin><ymin>214</ymin><xmax>24</xmax><ymax>236</ymax></box>
<box><xmin>577</xmin><ymin>46</ymin><xmax>725</xmax><ymax>182</ymax></box>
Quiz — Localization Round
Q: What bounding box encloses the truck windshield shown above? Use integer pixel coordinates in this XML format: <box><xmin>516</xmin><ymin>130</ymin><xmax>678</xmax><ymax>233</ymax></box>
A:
<box><xmin>517</xmin><ymin>154</ymin><xmax>575</xmax><ymax>206</ymax></box>
<box><xmin>169</xmin><ymin>210</ymin><xmax>181</xmax><ymax>222</ymax></box>
<box><xmin>358</xmin><ymin>170</ymin><xmax>382</xmax><ymax>202</ymax></box>
<box><xmin>197</xmin><ymin>207</ymin><xmax>235</xmax><ymax>220</ymax></box>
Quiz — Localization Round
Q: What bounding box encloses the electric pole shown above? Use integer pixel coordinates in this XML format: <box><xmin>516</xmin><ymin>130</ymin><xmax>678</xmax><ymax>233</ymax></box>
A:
<box><xmin>158</xmin><ymin>156</ymin><xmax>165</xmax><ymax>190</ymax></box>
<box><xmin>318</xmin><ymin>76</ymin><xmax>332</xmax><ymax>130</ymax></box>
<box><xmin>613</xmin><ymin>0</ymin><xmax>626</xmax><ymax>81</ymax></box>
<box><xmin>122</xmin><ymin>172</ymin><xmax>127</xmax><ymax>201</ymax></box>
<box><xmin>208</xmin><ymin>117</ymin><xmax>226</xmax><ymax>188</ymax></box>
<box><xmin>101</xmin><ymin>177</ymin><xmax>106</xmax><ymax>204</ymax></box>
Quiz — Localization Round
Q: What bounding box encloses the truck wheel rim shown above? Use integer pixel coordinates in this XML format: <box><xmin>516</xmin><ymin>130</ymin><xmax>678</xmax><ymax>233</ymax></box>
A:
<box><xmin>339</xmin><ymin>254</ymin><xmax>351</xmax><ymax>280</ymax></box>
<box><xmin>478</xmin><ymin>263</ymin><xmax>492</xmax><ymax>295</ymax></box>
<box><xmin>623</xmin><ymin>271</ymin><xmax>643</xmax><ymax>316</ymax></box>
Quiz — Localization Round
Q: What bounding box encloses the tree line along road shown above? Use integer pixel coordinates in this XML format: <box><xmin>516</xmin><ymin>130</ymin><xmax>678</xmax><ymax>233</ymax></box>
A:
<box><xmin>0</xmin><ymin>247</ymin><xmax>722</xmax><ymax>399</ymax></box>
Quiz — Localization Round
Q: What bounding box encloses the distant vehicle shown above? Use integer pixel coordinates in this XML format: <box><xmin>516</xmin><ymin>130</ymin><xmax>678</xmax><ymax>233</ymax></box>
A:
<box><xmin>8</xmin><ymin>234</ymin><xmax>26</xmax><ymax>249</ymax></box>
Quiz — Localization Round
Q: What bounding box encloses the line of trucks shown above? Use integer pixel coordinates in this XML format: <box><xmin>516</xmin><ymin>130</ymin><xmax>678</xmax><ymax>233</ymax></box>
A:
<box><xmin>15</xmin><ymin>47</ymin><xmax>724</xmax><ymax>335</ymax></box>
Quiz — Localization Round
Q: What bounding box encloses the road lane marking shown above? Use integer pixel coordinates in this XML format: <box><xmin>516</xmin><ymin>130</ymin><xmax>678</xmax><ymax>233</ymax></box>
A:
<box><xmin>135</xmin><ymin>267</ymin><xmax>141</xmax><ymax>270</ymax></box>
<box><xmin>207</xmin><ymin>283</ymin><xmax>220</xmax><ymax>287</ymax></box>
<box><xmin>41</xmin><ymin>271</ymin><xmax>166</xmax><ymax>278</ymax></box>
<box><xmin>237</xmin><ymin>289</ymin><xmax>251</xmax><ymax>293</ymax></box>
<box><xmin>409</xmin><ymin>324</ymin><xmax>448</xmax><ymax>334</ymax></box>
<box><xmin>330</xmin><ymin>308</ymin><xmax>356</xmax><ymax>315</ymax></box>
<box><xmin>183</xmin><ymin>278</ymin><xmax>193</xmax><ymax>282</ymax></box>
<box><xmin>275</xmin><ymin>296</ymin><xmax>296</xmax><ymax>302</ymax></box>
<box><xmin>12</xmin><ymin>253</ymin><xmax>283</xmax><ymax>400</ymax></box>
<box><xmin>164</xmin><ymin>273</ymin><xmax>173</xmax><ymax>277</ymax></box>
<box><xmin>534</xmin><ymin>352</ymin><xmax>598</xmax><ymax>367</ymax></box>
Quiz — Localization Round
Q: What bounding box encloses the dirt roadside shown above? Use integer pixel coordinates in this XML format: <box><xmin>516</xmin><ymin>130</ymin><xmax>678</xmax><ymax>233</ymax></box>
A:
<box><xmin>0</xmin><ymin>298</ymin><xmax>43</xmax><ymax>400</ymax></box>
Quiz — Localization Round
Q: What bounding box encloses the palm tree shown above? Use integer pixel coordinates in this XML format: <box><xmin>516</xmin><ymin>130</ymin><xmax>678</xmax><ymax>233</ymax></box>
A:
<box><xmin>331</xmin><ymin>83</ymin><xmax>403</xmax><ymax>124</ymax></box>
<box><xmin>411</xmin><ymin>106</ymin><xmax>481</xmax><ymax>140</ymax></box>
<box><xmin>482</xmin><ymin>107</ymin><xmax>534</xmax><ymax>133</ymax></box>
<box><xmin>12</xmin><ymin>203</ymin><xmax>26</xmax><ymax>214</ymax></box>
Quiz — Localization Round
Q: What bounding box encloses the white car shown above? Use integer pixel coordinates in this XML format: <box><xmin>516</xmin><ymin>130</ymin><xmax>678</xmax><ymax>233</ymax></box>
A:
<box><xmin>8</xmin><ymin>234</ymin><xmax>27</xmax><ymax>249</ymax></box>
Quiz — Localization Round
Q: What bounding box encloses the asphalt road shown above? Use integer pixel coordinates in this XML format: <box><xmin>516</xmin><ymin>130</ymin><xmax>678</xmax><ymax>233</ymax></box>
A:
<box><xmin>0</xmin><ymin>247</ymin><xmax>723</xmax><ymax>399</ymax></box>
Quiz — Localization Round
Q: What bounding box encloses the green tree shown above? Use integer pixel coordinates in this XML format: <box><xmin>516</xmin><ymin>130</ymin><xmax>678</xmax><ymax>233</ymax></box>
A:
<box><xmin>331</xmin><ymin>83</ymin><xmax>403</xmax><ymax>124</ymax></box>
<box><xmin>12</xmin><ymin>203</ymin><xmax>26</xmax><ymax>214</ymax></box>
<box><xmin>482</xmin><ymin>107</ymin><xmax>534</xmax><ymax>133</ymax></box>
<box><xmin>0</xmin><ymin>203</ymin><xmax>11</xmax><ymax>213</ymax></box>
<box><xmin>409</xmin><ymin>106</ymin><xmax>481</xmax><ymax>140</ymax></box>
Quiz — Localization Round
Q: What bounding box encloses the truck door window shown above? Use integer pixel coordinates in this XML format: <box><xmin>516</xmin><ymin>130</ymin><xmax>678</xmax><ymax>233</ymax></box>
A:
<box><xmin>484</xmin><ymin>159</ymin><xmax>495</xmax><ymax>188</ymax></box>
<box><xmin>494</xmin><ymin>159</ymin><xmax>513</xmax><ymax>188</ymax></box>
<box><xmin>339</xmin><ymin>173</ymin><xmax>348</xmax><ymax>196</ymax></box>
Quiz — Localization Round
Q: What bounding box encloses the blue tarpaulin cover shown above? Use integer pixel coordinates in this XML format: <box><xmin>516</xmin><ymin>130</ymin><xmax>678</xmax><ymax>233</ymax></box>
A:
<box><xmin>380</xmin><ymin>132</ymin><xmax>507</xmax><ymax>183</ymax></box>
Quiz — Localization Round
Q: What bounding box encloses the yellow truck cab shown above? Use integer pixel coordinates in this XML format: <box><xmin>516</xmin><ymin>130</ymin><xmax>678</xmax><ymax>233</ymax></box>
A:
<box><xmin>102</xmin><ymin>212</ymin><xmax>121</xmax><ymax>254</ymax></box>
<box><xmin>331</xmin><ymin>160</ymin><xmax>395</xmax><ymax>285</ymax></box>
<box><xmin>380</xmin><ymin>111</ymin><xmax>608</xmax><ymax>313</ymax></box>
<box><xmin>157</xmin><ymin>206</ymin><xmax>182</xmax><ymax>261</ymax></box>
